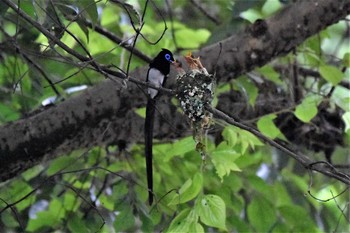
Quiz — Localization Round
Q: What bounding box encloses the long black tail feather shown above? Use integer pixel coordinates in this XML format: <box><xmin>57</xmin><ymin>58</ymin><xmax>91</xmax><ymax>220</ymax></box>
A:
<box><xmin>145</xmin><ymin>98</ymin><xmax>156</xmax><ymax>205</ymax></box>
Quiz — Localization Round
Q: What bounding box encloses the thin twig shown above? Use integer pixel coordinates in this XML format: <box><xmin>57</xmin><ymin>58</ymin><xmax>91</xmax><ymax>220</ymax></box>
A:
<box><xmin>205</xmin><ymin>104</ymin><xmax>350</xmax><ymax>185</ymax></box>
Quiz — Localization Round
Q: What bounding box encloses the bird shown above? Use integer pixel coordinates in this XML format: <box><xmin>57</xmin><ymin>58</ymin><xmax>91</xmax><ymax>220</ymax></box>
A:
<box><xmin>145</xmin><ymin>48</ymin><xmax>175</xmax><ymax>205</ymax></box>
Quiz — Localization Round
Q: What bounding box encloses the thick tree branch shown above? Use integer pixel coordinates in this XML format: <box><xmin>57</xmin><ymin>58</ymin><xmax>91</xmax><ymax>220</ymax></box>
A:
<box><xmin>0</xmin><ymin>0</ymin><xmax>349</xmax><ymax>182</ymax></box>
<box><xmin>198</xmin><ymin>0</ymin><xmax>350</xmax><ymax>81</ymax></box>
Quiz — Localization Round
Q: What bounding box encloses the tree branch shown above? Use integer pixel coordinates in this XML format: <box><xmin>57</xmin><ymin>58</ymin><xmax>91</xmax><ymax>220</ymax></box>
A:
<box><xmin>0</xmin><ymin>0</ymin><xmax>349</xmax><ymax>182</ymax></box>
<box><xmin>205</xmin><ymin>105</ymin><xmax>350</xmax><ymax>185</ymax></box>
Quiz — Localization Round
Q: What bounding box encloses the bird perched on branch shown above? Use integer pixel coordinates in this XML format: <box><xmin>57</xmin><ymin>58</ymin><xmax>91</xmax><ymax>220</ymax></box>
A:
<box><xmin>145</xmin><ymin>48</ymin><xmax>175</xmax><ymax>205</ymax></box>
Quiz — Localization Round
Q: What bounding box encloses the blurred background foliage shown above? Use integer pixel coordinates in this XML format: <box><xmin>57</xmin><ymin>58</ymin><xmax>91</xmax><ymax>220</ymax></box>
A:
<box><xmin>0</xmin><ymin>0</ymin><xmax>349</xmax><ymax>232</ymax></box>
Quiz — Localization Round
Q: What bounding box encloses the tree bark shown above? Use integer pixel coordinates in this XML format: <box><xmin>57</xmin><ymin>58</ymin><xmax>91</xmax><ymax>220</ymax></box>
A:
<box><xmin>0</xmin><ymin>0</ymin><xmax>349</xmax><ymax>182</ymax></box>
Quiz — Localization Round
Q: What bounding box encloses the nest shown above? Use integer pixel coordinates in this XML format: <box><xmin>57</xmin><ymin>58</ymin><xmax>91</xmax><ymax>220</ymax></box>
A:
<box><xmin>175</xmin><ymin>53</ymin><xmax>215</xmax><ymax>125</ymax></box>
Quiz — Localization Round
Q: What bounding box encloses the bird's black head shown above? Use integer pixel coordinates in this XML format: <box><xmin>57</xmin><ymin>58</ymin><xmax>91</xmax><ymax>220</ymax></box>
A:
<box><xmin>149</xmin><ymin>48</ymin><xmax>175</xmax><ymax>76</ymax></box>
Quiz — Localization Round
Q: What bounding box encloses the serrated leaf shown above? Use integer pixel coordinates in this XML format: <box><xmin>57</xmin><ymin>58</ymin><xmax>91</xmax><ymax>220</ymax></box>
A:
<box><xmin>294</xmin><ymin>96</ymin><xmax>320</xmax><ymax>122</ymax></box>
<box><xmin>168</xmin><ymin>172</ymin><xmax>203</xmax><ymax>205</ymax></box>
<box><xmin>247</xmin><ymin>196</ymin><xmax>276</xmax><ymax>232</ymax></box>
<box><xmin>239</xmin><ymin>129</ymin><xmax>264</xmax><ymax>151</ymax></box>
<box><xmin>319</xmin><ymin>65</ymin><xmax>344</xmax><ymax>86</ymax></box>
<box><xmin>211</xmin><ymin>145</ymin><xmax>241</xmax><ymax>181</ymax></box>
<box><xmin>222</xmin><ymin>126</ymin><xmax>238</xmax><ymax>147</ymax></box>
<box><xmin>196</xmin><ymin>195</ymin><xmax>227</xmax><ymax>230</ymax></box>
<box><xmin>257</xmin><ymin>114</ymin><xmax>284</xmax><ymax>139</ymax></box>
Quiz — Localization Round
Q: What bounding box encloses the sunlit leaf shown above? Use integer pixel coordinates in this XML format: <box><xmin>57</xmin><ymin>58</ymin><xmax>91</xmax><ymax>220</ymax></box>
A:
<box><xmin>167</xmin><ymin>209</ymin><xmax>199</xmax><ymax>233</ymax></box>
<box><xmin>257</xmin><ymin>114</ymin><xmax>284</xmax><ymax>139</ymax></box>
<box><xmin>168</xmin><ymin>172</ymin><xmax>203</xmax><ymax>205</ymax></box>
<box><xmin>211</xmin><ymin>143</ymin><xmax>241</xmax><ymax>181</ymax></box>
<box><xmin>294</xmin><ymin>95</ymin><xmax>321</xmax><ymax>122</ymax></box>
<box><xmin>319</xmin><ymin>65</ymin><xmax>344</xmax><ymax>86</ymax></box>
<box><xmin>46</xmin><ymin>155</ymin><xmax>77</xmax><ymax>176</ymax></box>
<box><xmin>257</xmin><ymin>65</ymin><xmax>282</xmax><ymax>85</ymax></box>
<box><xmin>222</xmin><ymin>126</ymin><xmax>238</xmax><ymax>147</ymax></box>
<box><xmin>196</xmin><ymin>194</ymin><xmax>227</xmax><ymax>230</ymax></box>
<box><xmin>164</xmin><ymin>136</ymin><xmax>196</xmax><ymax>161</ymax></box>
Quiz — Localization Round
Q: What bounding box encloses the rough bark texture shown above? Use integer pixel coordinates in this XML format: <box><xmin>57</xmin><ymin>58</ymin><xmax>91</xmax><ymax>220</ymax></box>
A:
<box><xmin>198</xmin><ymin>0</ymin><xmax>350</xmax><ymax>81</ymax></box>
<box><xmin>0</xmin><ymin>0</ymin><xmax>349</xmax><ymax>182</ymax></box>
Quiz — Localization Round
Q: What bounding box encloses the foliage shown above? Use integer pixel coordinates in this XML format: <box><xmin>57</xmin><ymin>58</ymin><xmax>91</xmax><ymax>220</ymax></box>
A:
<box><xmin>0</xmin><ymin>0</ymin><xmax>349</xmax><ymax>232</ymax></box>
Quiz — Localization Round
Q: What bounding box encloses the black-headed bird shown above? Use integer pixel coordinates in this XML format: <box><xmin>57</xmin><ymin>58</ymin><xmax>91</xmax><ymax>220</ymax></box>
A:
<box><xmin>145</xmin><ymin>48</ymin><xmax>174</xmax><ymax>205</ymax></box>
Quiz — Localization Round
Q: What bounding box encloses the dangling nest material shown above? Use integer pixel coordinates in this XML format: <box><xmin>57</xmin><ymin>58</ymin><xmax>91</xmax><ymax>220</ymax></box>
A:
<box><xmin>175</xmin><ymin>52</ymin><xmax>215</xmax><ymax>126</ymax></box>
<box><xmin>175</xmin><ymin>52</ymin><xmax>215</xmax><ymax>155</ymax></box>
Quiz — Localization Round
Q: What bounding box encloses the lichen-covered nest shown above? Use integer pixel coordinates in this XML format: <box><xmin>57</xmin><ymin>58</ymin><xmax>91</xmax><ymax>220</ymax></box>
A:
<box><xmin>175</xmin><ymin>53</ymin><xmax>215</xmax><ymax>124</ymax></box>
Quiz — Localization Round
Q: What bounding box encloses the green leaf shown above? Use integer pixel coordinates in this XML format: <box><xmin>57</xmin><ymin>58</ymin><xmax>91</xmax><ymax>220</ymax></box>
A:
<box><xmin>67</xmin><ymin>215</ymin><xmax>89</xmax><ymax>233</ymax></box>
<box><xmin>247</xmin><ymin>196</ymin><xmax>276</xmax><ymax>232</ymax></box>
<box><xmin>222</xmin><ymin>126</ymin><xmax>238</xmax><ymax>147</ymax></box>
<box><xmin>19</xmin><ymin>1</ymin><xmax>36</xmax><ymax>18</ymax></box>
<box><xmin>164</xmin><ymin>136</ymin><xmax>196</xmax><ymax>161</ymax></box>
<box><xmin>257</xmin><ymin>114</ymin><xmax>284</xmax><ymax>139</ymax></box>
<box><xmin>77</xmin><ymin>0</ymin><xmax>98</xmax><ymax>26</ymax></box>
<box><xmin>1</xmin><ymin>180</ymin><xmax>35</xmax><ymax>212</ymax></box>
<box><xmin>26</xmin><ymin>199</ymin><xmax>64</xmax><ymax>232</ymax></box>
<box><xmin>257</xmin><ymin>65</ymin><xmax>282</xmax><ymax>85</ymax></box>
<box><xmin>0</xmin><ymin>102</ymin><xmax>20</xmax><ymax>122</ymax></box>
<box><xmin>99</xmin><ymin>194</ymin><xmax>114</xmax><ymax>211</ymax></box>
<box><xmin>46</xmin><ymin>155</ymin><xmax>77</xmax><ymax>176</ymax></box>
<box><xmin>22</xmin><ymin>165</ymin><xmax>44</xmax><ymax>181</ymax></box>
<box><xmin>167</xmin><ymin>208</ymin><xmax>199</xmax><ymax>233</ymax></box>
<box><xmin>235</xmin><ymin>76</ymin><xmax>259</xmax><ymax>106</ymax></box>
<box><xmin>342</xmin><ymin>112</ymin><xmax>350</xmax><ymax>132</ymax></box>
<box><xmin>63</xmin><ymin>192</ymin><xmax>80</xmax><ymax>212</ymax></box>
<box><xmin>279</xmin><ymin>205</ymin><xmax>318</xmax><ymax>232</ymax></box>
<box><xmin>168</xmin><ymin>172</ymin><xmax>203</xmax><ymax>205</ymax></box>
<box><xmin>196</xmin><ymin>194</ymin><xmax>227</xmax><ymax>230</ymax></box>
<box><xmin>319</xmin><ymin>65</ymin><xmax>344</xmax><ymax>86</ymax></box>
<box><xmin>114</xmin><ymin>205</ymin><xmax>135</xmax><ymax>232</ymax></box>
<box><xmin>273</xmin><ymin>182</ymin><xmax>292</xmax><ymax>207</ymax></box>
<box><xmin>294</xmin><ymin>95</ymin><xmax>321</xmax><ymax>122</ymax></box>
<box><xmin>239</xmin><ymin>129</ymin><xmax>264</xmax><ymax>152</ymax></box>
<box><xmin>343</xmin><ymin>52</ymin><xmax>350</xmax><ymax>67</ymax></box>
<box><xmin>135</xmin><ymin>107</ymin><xmax>146</xmax><ymax>118</ymax></box>
<box><xmin>1</xmin><ymin>211</ymin><xmax>19</xmax><ymax>228</ymax></box>
<box><xmin>211</xmin><ymin>143</ymin><xmax>241</xmax><ymax>181</ymax></box>
<box><xmin>175</xmin><ymin>28</ymin><xmax>211</xmax><ymax>48</ymax></box>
